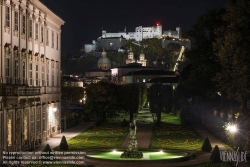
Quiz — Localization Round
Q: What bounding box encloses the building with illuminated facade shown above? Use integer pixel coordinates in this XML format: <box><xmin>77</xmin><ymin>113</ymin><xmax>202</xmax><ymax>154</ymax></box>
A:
<box><xmin>100</xmin><ymin>24</ymin><xmax>175</xmax><ymax>41</ymax></box>
<box><xmin>0</xmin><ymin>0</ymin><xmax>64</xmax><ymax>156</ymax></box>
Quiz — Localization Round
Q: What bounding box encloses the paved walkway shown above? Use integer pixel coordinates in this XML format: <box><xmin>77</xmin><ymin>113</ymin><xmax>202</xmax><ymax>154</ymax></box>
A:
<box><xmin>120</xmin><ymin>123</ymin><xmax>153</xmax><ymax>149</ymax></box>
<box><xmin>34</xmin><ymin>121</ymin><xmax>95</xmax><ymax>151</ymax></box>
<box><xmin>120</xmin><ymin>110</ymin><xmax>153</xmax><ymax>149</ymax></box>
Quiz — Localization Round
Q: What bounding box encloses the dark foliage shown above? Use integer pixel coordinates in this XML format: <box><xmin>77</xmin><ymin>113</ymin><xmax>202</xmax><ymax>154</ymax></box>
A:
<box><xmin>59</xmin><ymin>135</ymin><xmax>69</xmax><ymax>150</ymax></box>
<box><xmin>201</xmin><ymin>137</ymin><xmax>212</xmax><ymax>152</ymax></box>
<box><xmin>210</xmin><ymin>145</ymin><xmax>222</xmax><ymax>163</ymax></box>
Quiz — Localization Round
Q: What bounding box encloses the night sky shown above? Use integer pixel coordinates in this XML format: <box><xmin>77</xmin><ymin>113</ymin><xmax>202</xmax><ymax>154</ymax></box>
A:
<box><xmin>43</xmin><ymin>0</ymin><xmax>227</xmax><ymax>55</ymax></box>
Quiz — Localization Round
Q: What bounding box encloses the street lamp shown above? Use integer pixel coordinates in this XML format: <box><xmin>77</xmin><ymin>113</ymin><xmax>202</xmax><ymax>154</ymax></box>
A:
<box><xmin>224</xmin><ymin>122</ymin><xmax>238</xmax><ymax>133</ymax></box>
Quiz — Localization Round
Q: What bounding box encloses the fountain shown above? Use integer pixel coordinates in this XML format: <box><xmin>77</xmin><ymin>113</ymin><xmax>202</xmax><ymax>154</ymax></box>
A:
<box><xmin>85</xmin><ymin>116</ymin><xmax>191</xmax><ymax>164</ymax></box>
<box><xmin>120</xmin><ymin>118</ymin><xmax>143</xmax><ymax>159</ymax></box>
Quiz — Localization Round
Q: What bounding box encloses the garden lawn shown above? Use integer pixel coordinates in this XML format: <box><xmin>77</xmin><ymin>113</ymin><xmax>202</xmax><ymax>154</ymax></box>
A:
<box><xmin>151</xmin><ymin>125</ymin><xmax>204</xmax><ymax>151</ymax></box>
<box><xmin>161</xmin><ymin>112</ymin><xmax>181</xmax><ymax>125</ymax></box>
<box><xmin>56</xmin><ymin>116</ymin><xmax>129</xmax><ymax>150</ymax></box>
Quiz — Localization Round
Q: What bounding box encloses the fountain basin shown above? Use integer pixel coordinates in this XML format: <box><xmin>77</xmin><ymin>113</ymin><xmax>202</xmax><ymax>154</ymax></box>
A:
<box><xmin>86</xmin><ymin>149</ymin><xmax>191</xmax><ymax>162</ymax></box>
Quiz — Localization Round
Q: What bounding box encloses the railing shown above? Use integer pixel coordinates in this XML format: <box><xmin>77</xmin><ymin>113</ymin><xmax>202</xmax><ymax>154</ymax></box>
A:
<box><xmin>0</xmin><ymin>76</ymin><xmax>61</xmax><ymax>95</ymax></box>
<box><xmin>0</xmin><ymin>85</ymin><xmax>41</xmax><ymax>96</ymax></box>
<box><xmin>40</xmin><ymin>87</ymin><xmax>60</xmax><ymax>94</ymax></box>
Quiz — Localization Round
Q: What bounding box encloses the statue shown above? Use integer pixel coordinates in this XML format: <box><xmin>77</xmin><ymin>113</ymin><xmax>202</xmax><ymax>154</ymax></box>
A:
<box><xmin>120</xmin><ymin>118</ymin><xmax>143</xmax><ymax>159</ymax></box>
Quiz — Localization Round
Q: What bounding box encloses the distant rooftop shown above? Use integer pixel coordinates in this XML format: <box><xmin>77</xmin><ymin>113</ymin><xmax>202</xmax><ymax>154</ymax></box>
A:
<box><xmin>126</xmin><ymin>70</ymin><xmax>176</xmax><ymax>76</ymax></box>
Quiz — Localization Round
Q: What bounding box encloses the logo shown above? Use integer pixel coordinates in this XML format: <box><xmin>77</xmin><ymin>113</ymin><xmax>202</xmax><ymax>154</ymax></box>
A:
<box><xmin>220</xmin><ymin>147</ymin><xmax>248</xmax><ymax>166</ymax></box>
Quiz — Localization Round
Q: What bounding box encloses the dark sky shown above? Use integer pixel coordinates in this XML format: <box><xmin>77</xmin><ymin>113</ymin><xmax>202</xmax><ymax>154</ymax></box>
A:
<box><xmin>43</xmin><ymin>0</ymin><xmax>227</xmax><ymax>55</ymax></box>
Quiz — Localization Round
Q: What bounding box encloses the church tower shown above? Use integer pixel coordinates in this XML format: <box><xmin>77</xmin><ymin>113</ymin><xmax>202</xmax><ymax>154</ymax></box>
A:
<box><xmin>137</xmin><ymin>49</ymin><xmax>147</xmax><ymax>66</ymax></box>
<box><xmin>126</xmin><ymin>46</ymin><xmax>136</xmax><ymax>65</ymax></box>
<box><xmin>98</xmin><ymin>49</ymin><xmax>111</xmax><ymax>70</ymax></box>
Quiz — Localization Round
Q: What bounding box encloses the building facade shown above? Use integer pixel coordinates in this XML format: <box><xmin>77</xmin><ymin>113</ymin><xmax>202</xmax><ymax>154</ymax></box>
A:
<box><xmin>0</xmin><ymin>0</ymin><xmax>64</xmax><ymax>156</ymax></box>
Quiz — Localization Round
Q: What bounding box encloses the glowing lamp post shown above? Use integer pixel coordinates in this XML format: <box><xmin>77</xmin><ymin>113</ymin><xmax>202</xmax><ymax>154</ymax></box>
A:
<box><xmin>224</xmin><ymin>122</ymin><xmax>238</xmax><ymax>133</ymax></box>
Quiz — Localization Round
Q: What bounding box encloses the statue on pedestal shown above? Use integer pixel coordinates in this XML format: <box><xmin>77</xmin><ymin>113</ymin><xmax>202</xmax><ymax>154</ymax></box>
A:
<box><xmin>120</xmin><ymin>118</ymin><xmax>143</xmax><ymax>159</ymax></box>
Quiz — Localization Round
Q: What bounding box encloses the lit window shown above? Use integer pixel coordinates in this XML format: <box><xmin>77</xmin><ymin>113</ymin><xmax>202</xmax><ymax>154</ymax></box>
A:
<box><xmin>143</xmin><ymin>79</ymin><xmax>146</xmax><ymax>83</ymax></box>
<box><xmin>42</xmin><ymin>65</ymin><xmax>45</xmax><ymax>86</ymax></box>
<box><xmin>29</xmin><ymin>63</ymin><xmax>32</xmax><ymax>85</ymax></box>
<box><xmin>14</xmin><ymin>60</ymin><xmax>18</xmax><ymax>84</ymax></box>
<box><xmin>51</xmin><ymin>30</ymin><xmax>54</xmax><ymax>48</ymax></box>
<box><xmin>36</xmin><ymin>64</ymin><xmax>39</xmax><ymax>86</ymax></box>
<box><xmin>56</xmin><ymin>33</ymin><xmax>59</xmax><ymax>49</ymax></box>
<box><xmin>6</xmin><ymin>58</ymin><xmax>10</xmax><ymax>82</ymax></box>
<box><xmin>29</xmin><ymin>19</ymin><xmax>33</xmax><ymax>38</ymax></box>
<box><xmin>41</xmin><ymin>26</ymin><xmax>44</xmax><ymax>42</ymax></box>
<box><xmin>5</xmin><ymin>6</ymin><xmax>10</xmax><ymax>27</ymax></box>
<box><xmin>46</xmin><ymin>29</ymin><xmax>49</xmax><ymax>45</ymax></box>
<box><xmin>35</xmin><ymin>23</ymin><xmax>38</xmax><ymax>40</ymax></box>
<box><xmin>52</xmin><ymin>69</ymin><xmax>54</xmax><ymax>86</ymax></box>
<box><xmin>14</xmin><ymin>11</ymin><xmax>18</xmax><ymax>31</ymax></box>
<box><xmin>22</xmin><ymin>61</ymin><xmax>26</xmax><ymax>84</ymax></box>
<box><xmin>22</xmin><ymin>15</ymin><xmax>25</xmax><ymax>34</ymax></box>
<box><xmin>46</xmin><ymin>66</ymin><xmax>49</xmax><ymax>86</ymax></box>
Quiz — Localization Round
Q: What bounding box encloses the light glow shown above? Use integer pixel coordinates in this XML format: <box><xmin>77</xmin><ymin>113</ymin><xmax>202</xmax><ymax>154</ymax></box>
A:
<box><xmin>228</xmin><ymin>125</ymin><xmax>237</xmax><ymax>133</ymax></box>
<box><xmin>224</xmin><ymin>123</ymin><xmax>238</xmax><ymax>133</ymax></box>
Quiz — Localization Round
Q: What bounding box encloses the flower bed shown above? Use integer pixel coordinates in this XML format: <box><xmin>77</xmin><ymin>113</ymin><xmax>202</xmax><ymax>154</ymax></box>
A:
<box><xmin>65</xmin><ymin>125</ymin><xmax>128</xmax><ymax>150</ymax></box>
<box><xmin>151</xmin><ymin>126</ymin><xmax>204</xmax><ymax>150</ymax></box>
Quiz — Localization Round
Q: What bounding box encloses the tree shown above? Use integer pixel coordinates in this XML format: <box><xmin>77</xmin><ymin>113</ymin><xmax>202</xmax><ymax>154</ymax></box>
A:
<box><xmin>214</xmin><ymin>0</ymin><xmax>250</xmax><ymax>113</ymax></box>
<box><xmin>107</xmin><ymin>51</ymin><xmax>127</xmax><ymax>67</ymax></box>
<box><xmin>183</xmin><ymin>8</ymin><xmax>224</xmax><ymax>101</ymax></box>
<box><xmin>140</xmin><ymin>83</ymin><xmax>148</xmax><ymax>109</ymax></box>
<box><xmin>42</xmin><ymin>144</ymin><xmax>53</xmax><ymax>161</ymax></box>
<box><xmin>148</xmin><ymin>83</ymin><xmax>173</xmax><ymax>126</ymax></box>
<box><xmin>210</xmin><ymin>145</ymin><xmax>221</xmax><ymax>163</ymax></box>
<box><xmin>201</xmin><ymin>137</ymin><xmax>212</xmax><ymax>152</ymax></box>
<box><xmin>85</xmin><ymin>81</ymin><xmax>117</xmax><ymax>122</ymax></box>
<box><xmin>61</xmin><ymin>79</ymin><xmax>85</xmax><ymax>129</ymax></box>
<box><xmin>117</xmin><ymin>83</ymin><xmax>141</xmax><ymax>122</ymax></box>
<box><xmin>59</xmin><ymin>135</ymin><xmax>69</xmax><ymax>150</ymax></box>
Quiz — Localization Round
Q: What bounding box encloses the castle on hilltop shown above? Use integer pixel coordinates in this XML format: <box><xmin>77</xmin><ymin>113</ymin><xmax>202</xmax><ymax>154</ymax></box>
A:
<box><xmin>85</xmin><ymin>23</ymin><xmax>183</xmax><ymax>52</ymax></box>
<box><xmin>101</xmin><ymin>23</ymin><xmax>181</xmax><ymax>41</ymax></box>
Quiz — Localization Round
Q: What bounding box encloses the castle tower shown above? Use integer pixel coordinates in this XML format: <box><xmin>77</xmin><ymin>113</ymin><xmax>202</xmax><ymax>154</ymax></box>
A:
<box><xmin>176</xmin><ymin>27</ymin><xmax>182</xmax><ymax>39</ymax></box>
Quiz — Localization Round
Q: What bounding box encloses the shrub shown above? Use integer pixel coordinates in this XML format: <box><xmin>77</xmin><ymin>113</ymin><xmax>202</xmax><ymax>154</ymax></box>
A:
<box><xmin>210</xmin><ymin>145</ymin><xmax>222</xmax><ymax>163</ymax></box>
<box><xmin>42</xmin><ymin>144</ymin><xmax>53</xmax><ymax>161</ymax></box>
<box><xmin>201</xmin><ymin>137</ymin><xmax>212</xmax><ymax>152</ymax></box>
<box><xmin>121</xmin><ymin>118</ymin><xmax>129</xmax><ymax>127</ymax></box>
<box><xmin>59</xmin><ymin>135</ymin><xmax>69</xmax><ymax>150</ymax></box>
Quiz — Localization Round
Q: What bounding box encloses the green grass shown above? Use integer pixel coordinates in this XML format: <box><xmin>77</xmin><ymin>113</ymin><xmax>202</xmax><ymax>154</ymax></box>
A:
<box><xmin>161</xmin><ymin>112</ymin><xmax>181</xmax><ymax>125</ymax></box>
<box><xmin>151</xmin><ymin>125</ymin><xmax>204</xmax><ymax>151</ymax></box>
<box><xmin>54</xmin><ymin>117</ymin><xmax>129</xmax><ymax>150</ymax></box>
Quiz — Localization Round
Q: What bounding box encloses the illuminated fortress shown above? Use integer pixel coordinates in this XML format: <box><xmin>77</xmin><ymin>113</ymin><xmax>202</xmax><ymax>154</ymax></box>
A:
<box><xmin>100</xmin><ymin>23</ymin><xmax>182</xmax><ymax>41</ymax></box>
<box><xmin>85</xmin><ymin>23</ymin><xmax>182</xmax><ymax>52</ymax></box>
